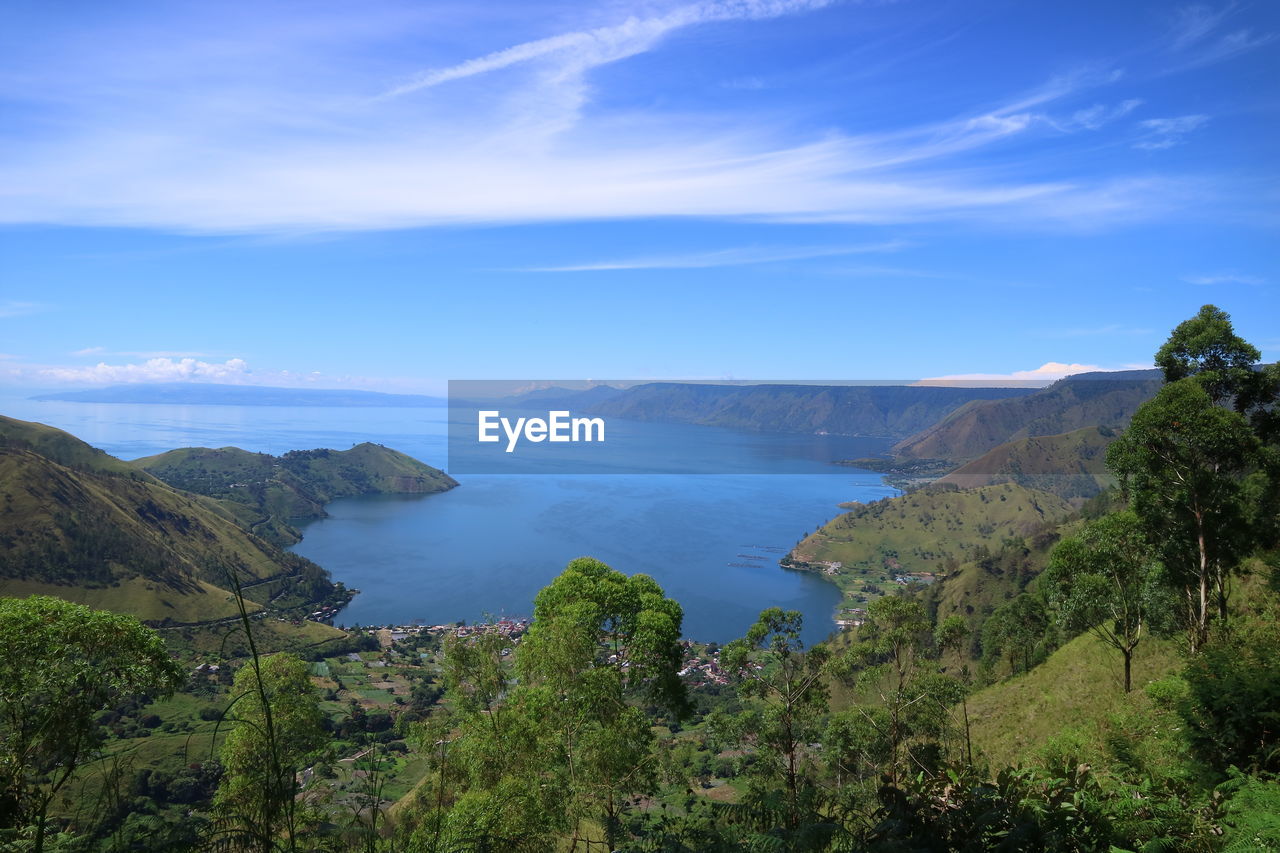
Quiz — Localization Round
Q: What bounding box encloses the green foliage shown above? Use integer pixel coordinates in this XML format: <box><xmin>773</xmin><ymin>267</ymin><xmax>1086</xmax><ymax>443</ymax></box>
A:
<box><xmin>869</xmin><ymin>760</ymin><xmax>1117</xmax><ymax>852</ymax></box>
<box><xmin>213</xmin><ymin>652</ymin><xmax>326</xmax><ymax>852</ymax></box>
<box><xmin>404</xmin><ymin>558</ymin><xmax>689</xmax><ymax>851</ymax></box>
<box><xmin>1043</xmin><ymin>511</ymin><xmax>1166</xmax><ymax>692</ymax></box>
<box><xmin>1177</xmin><ymin>615</ymin><xmax>1280</xmax><ymax>773</ymax></box>
<box><xmin>721</xmin><ymin>609</ymin><xmax>832</xmax><ymax>834</ymax></box>
<box><xmin>1107</xmin><ymin>379</ymin><xmax>1271</xmax><ymax>652</ymax></box>
<box><xmin>837</xmin><ymin>597</ymin><xmax>962</xmax><ymax>786</ymax></box>
<box><xmin>1154</xmin><ymin>304</ymin><xmax>1263</xmax><ymax>408</ymax></box>
<box><xmin>0</xmin><ymin>596</ymin><xmax>184</xmax><ymax>850</ymax></box>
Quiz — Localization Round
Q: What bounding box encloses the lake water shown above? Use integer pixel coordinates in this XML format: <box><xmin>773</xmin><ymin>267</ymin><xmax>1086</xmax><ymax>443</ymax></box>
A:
<box><xmin>2</xmin><ymin>394</ymin><xmax>898</xmax><ymax>644</ymax></box>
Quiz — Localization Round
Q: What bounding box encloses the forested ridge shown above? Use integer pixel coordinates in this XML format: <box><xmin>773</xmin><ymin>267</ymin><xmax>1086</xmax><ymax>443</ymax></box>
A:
<box><xmin>1</xmin><ymin>306</ymin><xmax>1278</xmax><ymax>852</ymax></box>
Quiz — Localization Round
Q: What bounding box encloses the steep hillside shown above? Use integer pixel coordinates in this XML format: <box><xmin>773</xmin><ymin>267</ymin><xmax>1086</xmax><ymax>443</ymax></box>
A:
<box><xmin>0</xmin><ymin>414</ymin><xmax>153</xmax><ymax>478</ymax></box>
<box><xmin>586</xmin><ymin>383</ymin><xmax>1037</xmax><ymax>437</ymax></box>
<box><xmin>0</xmin><ymin>419</ymin><xmax>339</xmax><ymax>624</ymax></box>
<box><xmin>134</xmin><ymin>443</ymin><xmax>456</xmax><ymax>544</ymax></box>
<box><xmin>965</xmin><ymin>631</ymin><xmax>1183</xmax><ymax>770</ymax></box>
<box><xmin>934</xmin><ymin>426</ymin><xmax>1117</xmax><ymax>501</ymax></box>
<box><xmin>787</xmin><ymin>483</ymin><xmax>1075</xmax><ymax>589</ymax></box>
<box><xmin>891</xmin><ymin>370</ymin><xmax>1161</xmax><ymax>462</ymax></box>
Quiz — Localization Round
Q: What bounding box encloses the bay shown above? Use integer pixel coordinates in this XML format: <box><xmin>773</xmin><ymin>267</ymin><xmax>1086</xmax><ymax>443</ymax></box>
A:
<box><xmin>1</xmin><ymin>393</ymin><xmax>898</xmax><ymax>644</ymax></box>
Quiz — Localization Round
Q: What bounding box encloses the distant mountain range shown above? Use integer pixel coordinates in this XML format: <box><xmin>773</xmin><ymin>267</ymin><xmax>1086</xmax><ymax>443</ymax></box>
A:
<box><xmin>888</xmin><ymin>369</ymin><xmax>1162</xmax><ymax>462</ymax></box>
<box><xmin>32</xmin><ymin>383</ymin><xmax>446</xmax><ymax>407</ymax></box>
<box><xmin>573</xmin><ymin>382</ymin><xmax>1039</xmax><ymax>437</ymax></box>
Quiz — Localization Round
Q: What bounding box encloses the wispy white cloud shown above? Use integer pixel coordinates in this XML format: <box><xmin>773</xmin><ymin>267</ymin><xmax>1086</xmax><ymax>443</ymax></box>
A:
<box><xmin>524</xmin><ymin>240</ymin><xmax>906</xmax><ymax>271</ymax></box>
<box><xmin>383</xmin><ymin>0</ymin><xmax>836</xmax><ymax>99</ymax></box>
<box><xmin>70</xmin><ymin>346</ymin><xmax>105</xmax><ymax>356</ymax></box>
<box><xmin>1165</xmin><ymin>4</ymin><xmax>1275</xmax><ymax>68</ymax></box>
<box><xmin>0</xmin><ymin>3</ymin><xmax>1234</xmax><ymax>233</ymax></box>
<box><xmin>1184</xmin><ymin>271</ymin><xmax>1265</xmax><ymax>285</ymax></box>
<box><xmin>1134</xmin><ymin>114</ymin><xmax>1208</xmax><ymax>149</ymax></box>
<box><xmin>0</xmin><ymin>301</ymin><xmax>47</xmax><ymax>319</ymax></box>
<box><xmin>1052</xmin><ymin>99</ymin><xmax>1143</xmax><ymax>132</ymax></box>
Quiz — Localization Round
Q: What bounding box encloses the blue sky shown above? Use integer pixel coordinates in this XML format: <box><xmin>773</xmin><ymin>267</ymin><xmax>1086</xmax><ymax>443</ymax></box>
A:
<box><xmin>0</xmin><ymin>0</ymin><xmax>1276</xmax><ymax>394</ymax></box>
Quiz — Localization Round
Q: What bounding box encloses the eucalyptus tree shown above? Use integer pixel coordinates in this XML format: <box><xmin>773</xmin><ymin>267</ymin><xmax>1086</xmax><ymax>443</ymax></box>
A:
<box><xmin>1043</xmin><ymin>511</ymin><xmax>1163</xmax><ymax>692</ymax></box>
<box><xmin>1108</xmin><ymin>379</ymin><xmax>1271</xmax><ymax>652</ymax></box>
<box><xmin>1117</xmin><ymin>305</ymin><xmax>1280</xmax><ymax>652</ymax></box>
<box><xmin>409</xmin><ymin>557</ymin><xmax>689</xmax><ymax>851</ymax></box>
<box><xmin>721</xmin><ymin>608</ymin><xmax>831</xmax><ymax>834</ymax></box>
<box><xmin>214</xmin><ymin>652</ymin><xmax>327</xmax><ymax>853</ymax></box>
<box><xmin>0</xmin><ymin>596</ymin><xmax>184</xmax><ymax>853</ymax></box>
<box><xmin>834</xmin><ymin>595</ymin><xmax>960</xmax><ymax>787</ymax></box>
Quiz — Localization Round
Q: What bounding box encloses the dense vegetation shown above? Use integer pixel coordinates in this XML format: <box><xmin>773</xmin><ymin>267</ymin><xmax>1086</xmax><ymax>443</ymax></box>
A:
<box><xmin>1</xmin><ymin>306</ymin><xmax>1276</xmax><ymax>851</ymax></box>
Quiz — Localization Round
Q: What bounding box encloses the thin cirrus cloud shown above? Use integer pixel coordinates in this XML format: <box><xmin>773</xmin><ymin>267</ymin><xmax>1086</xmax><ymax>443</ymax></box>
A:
<box><xmin>1134</xmin><ymin>115</ymin><xmax>1209</xmax><ymax>150</ymax></box>
<box><xmin>1165</xmin><ymin>3</ymin><xmax>1275</xmax><ymax>69</ymax></box>
<box><xmin>0</xmin><ymin>301</ymin><xmax>47</xmax><ymax>319</ymax></box>
<box><xmin>523</xmin><ymin>241</ymin><xmax>908</xmax><ymax>272</ymax></box>
<box><xmin>0</xmin><ymin>1</ymin><xmax>1236</xmax><ymax>234</ymax></box>
<box><xmin>1184</xmin><ymin>272</ymin><xmax>1265</xmax><ymax>285</ymax></box>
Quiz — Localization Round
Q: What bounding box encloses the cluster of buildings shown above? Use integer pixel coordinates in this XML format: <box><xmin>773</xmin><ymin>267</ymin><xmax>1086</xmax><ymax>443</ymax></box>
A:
<box><xmin>677</xmin><ymin>646</ymin><xmax>730</xmax><ymax>688</ymax></box>
<box><xmin>892</xmin><ymin>572</ymin><xmax>937</xmax><ymax>585</ymax></box>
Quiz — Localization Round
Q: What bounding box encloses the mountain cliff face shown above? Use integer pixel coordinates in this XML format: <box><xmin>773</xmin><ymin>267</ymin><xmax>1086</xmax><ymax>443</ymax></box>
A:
<box><xmin>0</xmin><ymin>416</ymin><xmax>334</xmax><ymax>624</ymax></box>
<box><xmin>133</xmin><ymin>443</ymin><xmax>457</xmax><ymax>544</ymax></box>
<box><xmin>889</xmin><ymin>370</ymin><xmax>1162</xmax><ymax>462</ymax></box>
<box><xmin>585</xmin><ymin>383</ymin><xmax>1038</xmax><ymax>437</ymax></box>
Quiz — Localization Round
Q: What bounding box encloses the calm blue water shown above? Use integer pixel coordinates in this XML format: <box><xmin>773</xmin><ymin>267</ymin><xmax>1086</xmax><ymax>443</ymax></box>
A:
<box><xmin>2</xmin><ymin>393</ymin><xmax>898</xmax><ymax>644</ymax></box>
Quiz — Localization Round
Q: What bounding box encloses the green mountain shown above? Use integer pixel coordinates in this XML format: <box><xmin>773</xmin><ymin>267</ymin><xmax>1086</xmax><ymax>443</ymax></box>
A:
<box><xmin>586</xmin><ymin>382</ymin><xmax>1038</xmax><ymax>437</ymax></box>
<box><xmin>934</xmin><ymin>426</ymin><xmax>1117</xmax><ymax>502</ymax></box>
<box><xmin>0</xmin><ymin>416</ymin><xmax>337</xmax><ymax>624</ymax></box>
<box><xmin>132</xmin><ymin>443</ymin><xmax>457</xmax><ymax>545</ymax></box>
<box><xmin>889</xmin><ymin>370</ymin><xmax>1161</xmax><ymax>462</ymax></box>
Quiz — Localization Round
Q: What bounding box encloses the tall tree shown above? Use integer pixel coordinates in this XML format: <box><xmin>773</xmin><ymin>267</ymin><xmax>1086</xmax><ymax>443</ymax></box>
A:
<box><xmin>214</xmin><ymin>652</ymin><xmax>326</xmax><ymax>852</ymax></box>
<box><xmin>836</xmin><ymin>596</ymin><xmax>958</xmax><ymax>786</ymax></box>
<box><xmin>0</xmin><ymin>597</ymin><xmax>183</xmax><ymax>853</ymax></box>
<box><xmin>409</xmin><ymin>558</ymin><xmax>689</xmax><ymax>851</ymax></box>
<box><xmin>721</xmin><ymin>608</ymin><xmax>831</xmax><ymax>834</ymax></box>
<box><xmin>1107</xmin><ymin>379</ymin><xmax>1266</xmax><ymax>652</ymax></box>
<box><xmin>1043</xmin><ymin>511</ymin><xmax>1162</xmax><ymax>692</ymax></box>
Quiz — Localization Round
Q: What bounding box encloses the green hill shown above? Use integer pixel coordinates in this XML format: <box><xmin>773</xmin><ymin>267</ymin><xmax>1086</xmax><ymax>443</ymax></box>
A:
<box><xmin>890</xmin><ymin>370</ymin><xmax>1161</xmax><ymax>462</ymax></box>
<box><xmin>0</xmin><ymin>414</ymin><xmax>154</xmax><ymax>479</ymax></box>
<box><xmin>0</xmin><ymin>418</ymin><xmax>340</xmax><ymax>624</ymax></box>
<box><xmin>133</xmin><ymin>443</ymin><xmax>457</xmax><ymax>544</ymax></box>
<box><xmin>934</xmin><ymin>426</ymin><xmax>1117</xmax><ymax>502</ymax></box>
<box><xmin>965</xmin><ymin>631</ymin><xmax>1183</xmax><ymax>770</ymax></box>
<box><xmin>787</xmin><ymin>483</ymin><xmax>1075</xmax><ymax>602</ymax></box>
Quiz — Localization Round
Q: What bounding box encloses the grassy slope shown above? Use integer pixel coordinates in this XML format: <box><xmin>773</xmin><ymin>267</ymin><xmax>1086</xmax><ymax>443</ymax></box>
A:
<box><xmin>0</xmin><ymin>413</ymin><xmax>151</xmax><ymax>478</ymax></box>
<box><xmin>965</xmin><ymin>631</ymin><xmax>1183</xmax><ymax>770</ymax></box>
<box><xmin>891</xmin><ymin>372</ymin><xmax>1161</xmax><ymax>462</ymax></box>
<box><xmin>790</xmin><ymin>483</ymin><xmax>1074</xmax><ymax>589</ymax></box>
<box><xmin>935</xmin><ymin>426</ymin><xmax>1116</xmax><ymax>502</ymax></box>
<box><xmin>0</xmin><ymin>417</ymin><xmax>336</xmax><ymax>624</ymax></box>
